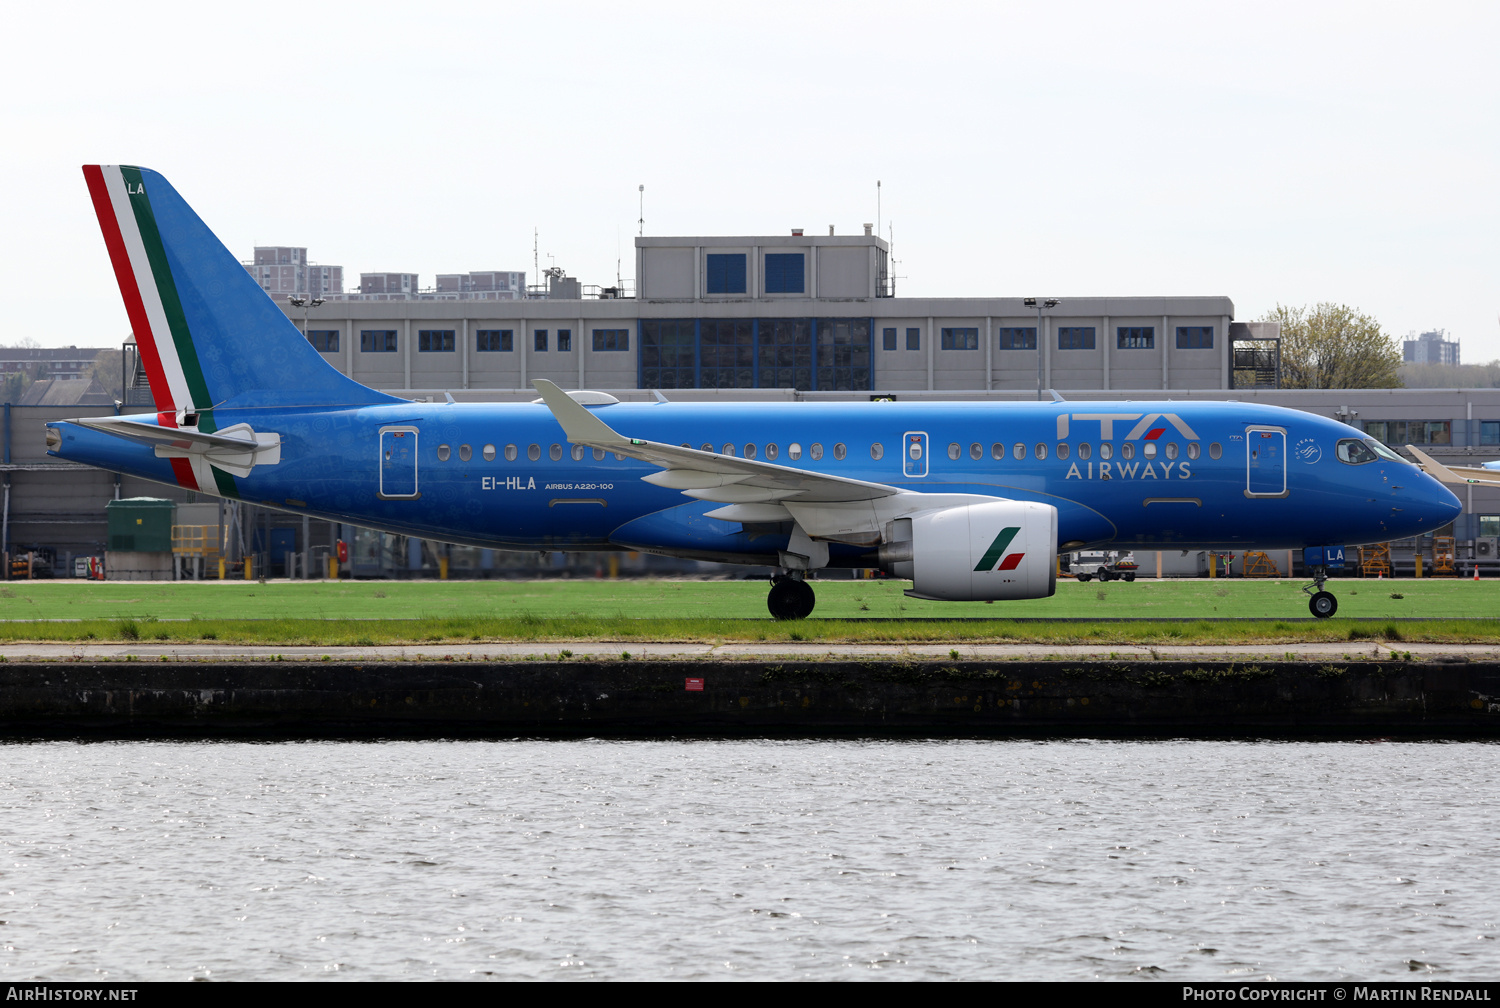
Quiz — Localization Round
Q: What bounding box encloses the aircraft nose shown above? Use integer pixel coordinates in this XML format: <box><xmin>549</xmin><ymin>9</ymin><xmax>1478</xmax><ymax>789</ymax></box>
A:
<box><xmin>1417</xmin><ymin>477</ymin><xmax>1463</xmax><ymax>529</ymax></box>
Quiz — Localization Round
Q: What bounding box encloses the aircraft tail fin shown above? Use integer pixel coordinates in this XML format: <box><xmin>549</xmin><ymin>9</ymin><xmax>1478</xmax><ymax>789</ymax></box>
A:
<box><xmin>82</xmin><ymin>165</ymin><xmax>400</xmax><ymax>414</ymax></box>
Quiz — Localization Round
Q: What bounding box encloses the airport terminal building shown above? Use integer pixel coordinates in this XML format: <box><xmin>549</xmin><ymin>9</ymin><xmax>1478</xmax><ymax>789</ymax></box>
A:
<box><xmin>7</xmin><ymin>229</ymin><xmax>1499</xmax><ymax>579</ymax></box>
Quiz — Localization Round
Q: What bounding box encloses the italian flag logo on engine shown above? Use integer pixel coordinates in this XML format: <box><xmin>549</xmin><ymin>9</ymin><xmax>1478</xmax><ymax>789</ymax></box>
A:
<box><xmin>974</xmin><ymin>527</ymin><xmax>1025</xmax><ymax>572</ymax></box>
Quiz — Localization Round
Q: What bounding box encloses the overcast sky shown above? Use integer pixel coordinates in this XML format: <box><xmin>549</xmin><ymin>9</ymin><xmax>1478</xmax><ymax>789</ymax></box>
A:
<box><xmin>4</xmin><ymin>0</ymin><xmax>1497</xmax><ymax>362</ymax></box>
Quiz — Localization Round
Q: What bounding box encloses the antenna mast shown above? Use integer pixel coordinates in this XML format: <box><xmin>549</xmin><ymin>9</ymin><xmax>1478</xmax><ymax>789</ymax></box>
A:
<box><xmin>877</xmin><ymin>180</ymin><xmax>881</xmax><ymax>238</ymax></box>
<box><xmin>638</xmin><ymin>184</ymin><xmax>645</xmax><ymax>237</ymax></box>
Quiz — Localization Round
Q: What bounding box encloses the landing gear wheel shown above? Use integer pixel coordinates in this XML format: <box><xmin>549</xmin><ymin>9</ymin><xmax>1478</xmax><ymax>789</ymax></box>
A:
<box><xmin>1309</xmin><ymin>591</ymin><xmax>1338</xmax><ymax>619</ymax></box>
<box><xmin>768</xmin><ymin>578</ymin><xmax>816</xmax><ymax>620</ymax></box>
<box><xmin>1076</xmin><ymin>573</ymin><xmax>1092</xmax><ymax>582</ymax></box>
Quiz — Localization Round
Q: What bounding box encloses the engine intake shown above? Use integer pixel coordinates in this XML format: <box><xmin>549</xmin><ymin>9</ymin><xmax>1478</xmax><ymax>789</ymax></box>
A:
<box><xmin>883</xmin><ymin>500</ymin><xmax>1058</xmax><ymax>601</ymax></box>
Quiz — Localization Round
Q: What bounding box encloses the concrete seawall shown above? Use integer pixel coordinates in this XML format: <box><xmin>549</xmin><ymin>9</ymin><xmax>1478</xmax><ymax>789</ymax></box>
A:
<box><xmin>0</xmin><ymin>658</ymin><xmax>1496</xmax><ymax>736</ymax></box>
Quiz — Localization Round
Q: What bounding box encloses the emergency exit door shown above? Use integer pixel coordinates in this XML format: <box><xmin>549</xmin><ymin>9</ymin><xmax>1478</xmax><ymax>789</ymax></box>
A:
<box><xmin>903</xmin><ymin>431</ymin><xmax>929</xmax><ymax>478</ymax></box>
<box><xmin>379</xmin><ymin>426</ymin><xmax>420</xmax><ymax>499</ymax></box>
<box><xmin>1245</xmin><ymin>426</ymin><xmax>1288</xmax><ymax>498</ymax></box>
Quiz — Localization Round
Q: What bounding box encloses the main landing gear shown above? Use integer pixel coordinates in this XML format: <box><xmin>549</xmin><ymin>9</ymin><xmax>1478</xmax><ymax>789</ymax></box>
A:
<box><xmin>1302</xmin><ymin>566</ymin><xmax>1339</xmax><ymax>619</ymax></box>
<box><xmin>768</xmin><ymin>573</ymin><xmax>816</xmax><ymax>620</ymax></box>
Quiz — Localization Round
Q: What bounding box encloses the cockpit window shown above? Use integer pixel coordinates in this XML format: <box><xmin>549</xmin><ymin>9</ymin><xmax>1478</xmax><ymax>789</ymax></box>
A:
<box><xmin>1336</xmin><ymin>439</ymin><xmax>1378</xmax><ymax>465</ymax></box>
<box><xmin>1366</xmin><ymin>438</ymin><xmax>1407</xmax><ymax>463</ymax></box>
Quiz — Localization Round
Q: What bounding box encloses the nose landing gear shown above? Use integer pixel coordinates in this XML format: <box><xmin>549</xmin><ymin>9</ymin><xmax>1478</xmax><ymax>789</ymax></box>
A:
<box><xmin>1302</xmin><ymin>566</ymin><xmax>1338</xmax><ymax>618</ymax></box>
<box><xmin>768</xmin><ymin>573</ymin><xmax>816</xmax><ymax>620</ymax></box>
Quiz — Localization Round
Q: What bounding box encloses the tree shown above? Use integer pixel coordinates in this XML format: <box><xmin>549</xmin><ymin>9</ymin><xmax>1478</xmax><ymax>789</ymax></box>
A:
<box><xmin>88</xmin><ymin>349</ymin><xmax>125</xmax><ymax>399</ymax></box>
<box><xmin>1257</xmin><ymin>303</ymin><xmax>1403</xmax><ymax>389</ymax></box>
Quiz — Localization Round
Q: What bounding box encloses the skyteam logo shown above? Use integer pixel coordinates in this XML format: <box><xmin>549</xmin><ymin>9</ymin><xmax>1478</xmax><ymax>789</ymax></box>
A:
<box><xmin>974</xmin><ymin>527</ymin><xmax>1025</xmax><ymax>572</ymax></box>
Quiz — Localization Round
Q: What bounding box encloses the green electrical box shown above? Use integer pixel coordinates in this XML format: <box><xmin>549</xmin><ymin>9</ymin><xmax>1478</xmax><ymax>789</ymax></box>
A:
<box><xmin>105</xmin><ymin>498</ymin><xmax>175</xmax><ymax>553</ymax></box>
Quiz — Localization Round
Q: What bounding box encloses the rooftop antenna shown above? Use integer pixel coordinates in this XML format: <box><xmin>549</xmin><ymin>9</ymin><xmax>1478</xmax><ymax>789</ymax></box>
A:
<box><xmin>877</xmin><ymin>179</ymin><xmax>882</xmax><ymax>238</ymax></box>
<box><xmin>532</xmin><ymin>227</ymin><xmax>538</xmax><ymax>286</ymax></box>
<box><xmin>638</xmin><ymin>184</ymin><xmax>645</xmax><ymax>237</ymax></box>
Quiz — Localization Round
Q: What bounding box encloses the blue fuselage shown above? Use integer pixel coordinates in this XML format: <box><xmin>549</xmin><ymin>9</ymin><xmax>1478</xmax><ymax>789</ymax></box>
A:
<box><xmin>48</xmin><ymin>398</ymin><xmax>1462</xmax><ymax>564</ymax></box>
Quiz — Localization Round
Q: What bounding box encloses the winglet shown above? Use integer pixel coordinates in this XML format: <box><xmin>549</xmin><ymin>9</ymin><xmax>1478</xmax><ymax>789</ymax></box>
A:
<box><xmin>532</xmin><ymin>379</ymin><xmax>630</xmax><ymax>446</ymax></box>
<box><xmin>1408</xmin><ymin>445</ymin><xmax>1500</xmax><ymax>486</ymax></box>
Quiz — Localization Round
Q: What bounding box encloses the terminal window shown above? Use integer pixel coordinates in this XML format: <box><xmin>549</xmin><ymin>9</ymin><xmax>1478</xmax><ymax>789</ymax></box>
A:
<box><xmin>476</xmin><ymin>329</ymin><xmax>513</xmax><ymax>352</ymax></box>
<box><xmin>306</xmin><ymin>330</ymin><xmax>339</xmax><ymax>353</ymax></box>
<box><xmin>1117</xmin><ymin>327</ymin><xmax>1155</xmax><ymax>349</ymax></box>
<box><xmin>764</xmin><ymin>254</ymin><xmax>805</xmax><ymax>294</ymax></box>
<box><xmin>1057</xmin><ymin>327</ymin><xmax>1095</xmax><ymax>350</ymax></box>
<box><xmin>906</xmin><ymin>327</ymin><xmax>921</xmax><ymax>350</ymax></box>
<box><xmin>883</xmin><ymin>328</ymin><xmax>897</xmax><ymax>351</ymax></box>
<box><xmin>360</xmin><ymin>330</ymin><xmax>397</xmax><ymax>352</ymax></box>
<box><xmin>535</xmin><ymin>330</ymin><xmax>548</xmax><ymax>352</ymax></box>
<box><xmin>1481</xmin><ymin>421</ymin><xmax>1499</xmax><ymax>445</ymax></box>
<box><xmin>418</xmin><ymin>330</ymin><xmax>455</xmax><ymax>352</ymax></box>
<box><xmin>1363</xmin><ymin>420</ymin><xmax>1451</xmax><ymax>446</ymax></box>
<box><xmin>700</xmin><ymin>320</ymin><xmax>753</xmax><ymax>387</ymax></box>
<box><xmin>1176</xmin><ymin>326</ymin><xmax>1214</xmax><ymax>349</ymax></box>
<box><xmin>558</xmin><ymin>329</ymin><xmax>572</xmax><ymax>352</ymax></box>
<box><xmin>706</xmin><ymin>254</ymin><xmax>747</xmax><ymax>294</ymax></box>
<box><xmin>998</xmin><ymin>327</ymin><xmax>1036</xmax><ymax>350</ymax></box>
<box><xmin>941</xmin><ymin>327</ymin><xmax>978</xmax><ymax>350</ymax></box>
<box><xmin>593</xmin><ymin>329</ymin><xmax>630</xmax><ymax>351</ymax></box>
<box><xmin>1481</xmin><ymin>515</ymin><xmax>1500</xmax><ymax>537</ymax></box>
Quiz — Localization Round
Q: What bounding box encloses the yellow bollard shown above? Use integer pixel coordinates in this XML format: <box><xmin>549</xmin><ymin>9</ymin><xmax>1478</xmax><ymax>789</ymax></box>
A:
<box><xmin>1208</xmin><ymin>553</ymin><xmax>1216</xmax><ymax>578</ymax></box>
<box><xmin>1415</xmin><ymin>554</ymin><xmax>1423</xmax><ymax>578</ymax></box>
<box><xmin>327</xmin><ymin>556</ymin><xmax>338</xmax><ymax>580</ymax></box>
<box><xmin>439</xmin><ymin>556</ymin><xmax>449</xmax><ymax>580</ymax></box>
<box><xmin>244</xmin><ymin>557</ymin><xmax>253</xmax><ymax>580</ymax></box>
<box><xmin>218</xmin><ymin>557</ymin><xmax>226</xmax><ymax>580</ymax></box>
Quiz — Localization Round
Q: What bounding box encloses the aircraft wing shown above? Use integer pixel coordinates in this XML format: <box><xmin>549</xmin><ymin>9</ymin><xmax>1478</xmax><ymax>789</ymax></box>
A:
<box><xmin>1406</xmin><ymin>446</ymin><xmax>1500</xmax><ymax>486</ymax></box>
<box><xmin>532</xmin><ymin>379</ymin><xmax>900</xmax><ymax>505</ymax></box>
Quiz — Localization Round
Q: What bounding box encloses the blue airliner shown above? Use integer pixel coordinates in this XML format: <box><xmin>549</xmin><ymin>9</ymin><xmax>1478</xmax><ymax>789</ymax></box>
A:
<box><xmin>48</xmin><ymin>166</ymin><xmax>1463</xmax><ymax>619</ymax></box>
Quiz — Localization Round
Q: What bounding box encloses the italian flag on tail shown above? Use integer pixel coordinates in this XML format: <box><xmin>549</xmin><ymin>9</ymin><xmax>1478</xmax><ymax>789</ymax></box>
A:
<box><xmin>82</xmin><ymin>164</ymin><xmax>222</xmax><ymax>493</ymax></box>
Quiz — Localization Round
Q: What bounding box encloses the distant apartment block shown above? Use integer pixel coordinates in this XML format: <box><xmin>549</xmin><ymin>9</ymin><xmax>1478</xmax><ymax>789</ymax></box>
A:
<box><xmin>1404</xmin><ymin>329</ymin><xmax>1460</xmax><ymax>367</ymax></box>
<box><xmin>0</xmin><ymin>346</ymin><xmax>102</xmax><ymax>381</ymax></box>
<box><xmin>436</xmin><ymin>271</ymin><xmax>526</xmax><ymax>301</ymax></box>
<box><xmin>243</xmin><ymin>246</ymin><xmax>344</xmax><ymax>298</ymax></box>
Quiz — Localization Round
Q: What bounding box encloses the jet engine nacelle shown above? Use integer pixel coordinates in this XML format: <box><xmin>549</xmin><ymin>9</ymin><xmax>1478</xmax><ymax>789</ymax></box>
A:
<box><xmin>883</xmin><ymin>500</ymin><xmax>1058</xmax><ymax>601</ymax></box>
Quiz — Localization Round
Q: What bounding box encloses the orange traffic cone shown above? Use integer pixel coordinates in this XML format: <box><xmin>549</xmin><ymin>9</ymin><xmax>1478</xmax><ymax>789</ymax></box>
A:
<box><xmin>1475</xmin><ymin>564</ymin><xmax>1481</xmax><ymax>581</ymax></box>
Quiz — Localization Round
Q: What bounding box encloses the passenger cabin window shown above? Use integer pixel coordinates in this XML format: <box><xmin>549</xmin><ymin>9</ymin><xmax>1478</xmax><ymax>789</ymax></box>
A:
<box><xmin>991</xmin><ymin>443</ymin><xmax>1003</xmax><ymax>460</ymax></box>
<box><xmin>437</xmin><ymin>444</ymin><xmax>451</xmax><ymax>462</ymax></box>
<box><xmin>1013</xmin><ymin>443</ymin><xmax>1026</xmax><ymax>460</ymax></box>
<box><xmin>948</xmin><ymin>443</ymin><xmax>961</xmax><ymax>460</ymax></box>
<box><xmin>1143</xmin><ymin>442</ymin><xmax>1157</xmax><ymax>458</ymax></box>
<box><xmin>1164</xmin><ymin>443</ymin><xmax>1178</xmax><ymax>459</ymax></box>
<box><xmin>592</xmin><ymin>448</ymin><xmax>605</xmax><ymax>460</ymax></box>
<box><xmin>870</xmin><ymin>443</ymin><xmax>883</xmax><ymax>460</ymax></box>
<box><xmin>1208</xmin><ymin>443</ymin><xmax>1222</xmax><ymax>459</ymax></box>
<box><xmin>572</xmin><ymin>445</ymin><xmax>585</xmax><ymax>461</ymax></box>
<box><xmin>722</xmin><ymin>444</ymin><xmax>736</xmax><ymax>456</ymax></box>
<box><xmin>527</xmin><ymin>444</ymin><xmax>540</xmax><ymax>461</ymax></box>
<box><xmin>1035</xmin><ymin>443</ymin><xmax>1047</xmax><ymax>460</ymax></box>
<box><xmin>1120</xmin><ymin>442</ymin><xmax>1135</xmax><ymax>459</ymax></box>
<box><xmin>833</xmin><ymin>443</ymin><xmax>846</xmax><ymax>460</ymax></box>
<box><xmin>766</xmin><ymin>444</ymin><xmax>779</xmax><ymax>460</ymax></box>
<box><xmin>809</xmin><ymin>444</ymin><xmax>824</xmax><ymax>460</ymax></box>
<box><xmin>459</xmin><ymin>444</ymin><xmax>472</xmax><ymax>462</ymax></box>
<box><xmin>745</xmin><ymin>444</ymin><xmax>757</xmax><ymax>459</ymax></box>
<box><xmin>1078</xmin><ymin>443</ymin><xmax>1091</xmax><ymax>460</ymax></box>
<box><xmin>1100</xmin><ymin>443</ymin><xmax>1113</xmax><ymax>460</ymax></box>
<box><xmin>1186</xmin><ymin>443</ymin><xmax>1200</xmax><ymax>459</ymax></box>
<box><xmin>504</xmin><ymin>444</ymin><xmax>518</xmax><ymax>461</ymax></box>
<box><xmin>550</xmin><ymin>444</ymin><xmax>563</xmax><ymax>461</ymax></box>
<box><xmin>970</xmin><ymin>443</ymin><xmax>982</xmax><ymax>460</ymax></box>
<box><xmin>788</xmin><ymin>443</ymin><xmax>802</xmax><ymax>460</ymax></box>
<box><xmin>1057</xmin><ymin>443</ymin><xmax>1070</xmax><ymax>460</ymax></box>
<box><xmin>483</xmin><ymin>444</ymin><xmax>496</xmax><ymax>461</ymax></box>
